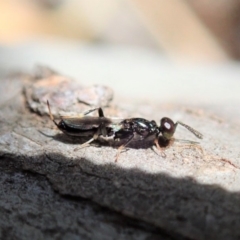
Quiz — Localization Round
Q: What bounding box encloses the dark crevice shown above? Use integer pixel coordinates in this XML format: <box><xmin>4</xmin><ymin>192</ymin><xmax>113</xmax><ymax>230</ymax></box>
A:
<box><xmin>0</xmin><ymin>161</ymin><xmax>189</xmax><ymax>240</ymax></box>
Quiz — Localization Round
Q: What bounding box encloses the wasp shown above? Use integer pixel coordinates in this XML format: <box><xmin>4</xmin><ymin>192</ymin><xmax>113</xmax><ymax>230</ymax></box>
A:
<box><xmin>112</xmin><ymin>117</ymin><xmax>203</xmax><ymax>160</ymax></box>
<box><xmin>47</xmin><ymin>101</ymin><xmax>203</xmax><ymax>162</ymax></box>
<box><xmin>47</xmin><ymin>101</ymin><xmax>121</xmax><ymax>147</ymax></box>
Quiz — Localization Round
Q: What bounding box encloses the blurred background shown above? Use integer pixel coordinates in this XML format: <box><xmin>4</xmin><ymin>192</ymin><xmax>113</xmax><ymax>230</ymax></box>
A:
<box><xmin>0</xmin><ymin>0</ymin><xmax>240</xmax><ymax>106</ymax></box>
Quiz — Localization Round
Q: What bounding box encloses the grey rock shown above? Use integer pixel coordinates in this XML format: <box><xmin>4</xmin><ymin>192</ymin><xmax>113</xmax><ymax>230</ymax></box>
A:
<box><xmin>0</xmin><ymin>72</ymin><xmax>240</xmax><ymax>240</ymax></box>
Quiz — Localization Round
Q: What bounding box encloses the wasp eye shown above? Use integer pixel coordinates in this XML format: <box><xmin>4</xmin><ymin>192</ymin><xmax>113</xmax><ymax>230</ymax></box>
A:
<box><xmin>160</xmin><ymin>117</ymin><xmax>176</xmax><ymax>140</ymax></box>
<box><xmin>161</xmin><ymin>117</ymin><xmax>174</xmax><ymax>132</ymax></box>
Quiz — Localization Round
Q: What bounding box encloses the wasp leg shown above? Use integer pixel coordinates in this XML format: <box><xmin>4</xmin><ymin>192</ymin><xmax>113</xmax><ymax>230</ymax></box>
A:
<box><xmin>115</xmin><ymin>134</ymin><xmax>135</xmax><ymax>162</ymax></box>
<box><xmin>83</xmin><ymin>107</ymin><xmax>104</xmax><ymax>117</ymax></box>
<box><xmin>98</xmin><ymin>108</ymin><xmax>104</xmax><ymax>117</ymax></box>
<box><xmin>61</xmin><ymin>107</ymin><xmax>105</xmax><ymax>118</ymax></box>
<box><xmin>78</xmin><ymin>137</ymin><xmax>95</xmax><ymax>149</ymax></box>
<box><xmin>153</xmin><ymin>138</ymin><xmax>166</xmax><ymax>158</ymax></box>
<box><xmin>78</xmin><ymin>130</ymin><xmax>100</xmax><ymax>149</ymax></box>
<box><xmin>175</xmin><ymin>141</ymin><xmax>204</xmax><ymax>155</ymax></box>
<box><xmin>78</xmin><ymin>122</ymin><xmax>106</xmax><ymax>149</ymax></box>
<box><xmin>47</xmin><ymin>100</ymin><xmax>58</xmax><ymax>126</ymax></box>
<box><xmin>78</xmin><ymin>132</ymin><xmax>99</xmax><ymax>149</ymax></box>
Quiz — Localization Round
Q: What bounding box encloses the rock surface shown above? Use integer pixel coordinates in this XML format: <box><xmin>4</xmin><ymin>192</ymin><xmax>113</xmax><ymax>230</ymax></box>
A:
<box><xmin>0</xmin><ymin>71</ymin><xmax>240</xmax><ymax>240</ymax></box>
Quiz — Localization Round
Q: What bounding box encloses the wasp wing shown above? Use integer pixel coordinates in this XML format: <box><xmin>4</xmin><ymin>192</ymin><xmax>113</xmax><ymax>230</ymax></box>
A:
<box><xmin>62</xmin><ymin>117</ymin><xmax>120</xmax><ymax>130</ymax></box>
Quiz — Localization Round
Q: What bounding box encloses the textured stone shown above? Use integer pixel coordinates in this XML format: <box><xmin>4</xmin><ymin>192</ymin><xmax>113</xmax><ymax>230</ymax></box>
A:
<box><xmin>0</xmin><ymin>72</ymin><xmax>240</xmax><ymax>240</ymax></box>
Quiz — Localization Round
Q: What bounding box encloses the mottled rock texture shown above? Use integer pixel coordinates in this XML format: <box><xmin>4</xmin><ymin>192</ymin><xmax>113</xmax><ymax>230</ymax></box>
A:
<box><xmin>0</xmin><ymin>70</ymin><xmax>240</xmax><ymax>240</ymax></box>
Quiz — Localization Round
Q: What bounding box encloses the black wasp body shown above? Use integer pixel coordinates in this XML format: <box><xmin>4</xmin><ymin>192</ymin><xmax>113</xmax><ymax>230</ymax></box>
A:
<box><xmin>55</xmin><ymin>115</ymin><xmax>112</xmax><ymax>137</ymax></box>
<box><xmin>114</xmin><ymin>118</ymin><xmax>159</xmax><ymax>143</ymax></box>
<box><xmin>47</xmin><ymin>101</ymin><xmax>120</xmax><ymax>147</ymax></box>
<box><xmin>47</xmin><ymin>101</ymin><xmax>203</xmax><ymax>161</ymax></box>
<box><xmin>111</xmin><ymin>117</ymin><xmax>203</xmax><ymax>160</ymax></box>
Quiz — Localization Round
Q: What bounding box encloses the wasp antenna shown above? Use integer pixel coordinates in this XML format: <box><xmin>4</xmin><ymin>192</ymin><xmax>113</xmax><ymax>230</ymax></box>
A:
<box><xmin>177</xmin><ymin>121</ymin><xmax>203</xmax><ymax>139</ymax></box>
<box><xmin>47</xmin><ymin>100</ymin><xmax>58</xmax><ymax>126</ymax></box>
<box><xmin>174</xmin><ymin>139</ymin><xmax>200</xmax><ymax>144</ymax></box>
